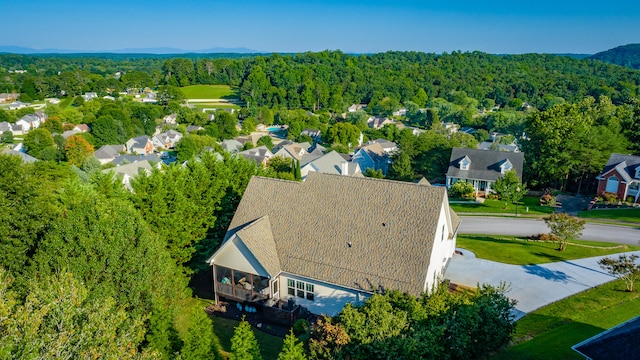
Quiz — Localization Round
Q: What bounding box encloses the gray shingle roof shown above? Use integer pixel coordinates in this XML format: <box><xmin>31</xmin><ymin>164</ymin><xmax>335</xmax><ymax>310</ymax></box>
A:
<box><xmin>94</xmin><ymin>144</ymin><xmax>125</xmax><ymax>160</ymax></box>
<box><xmin>222</xmin><ymin>172</ymin><xmax>459</xmax><ymax>296</ymax></box>
<box><xmin>446</xmin><ymin>147</ymin><xmax>524</xmax><ymax>182</ymax></box>
<box><xmin>599</xmin><ymin>153</ymin><xmax>640</xmax><ymax>182</ymax></box>
<box><xmin>234</xmin><ymin>216</ymin><xmax>281</xmax><ymax>277</ymax></box>
<box><xmin>573</xmin><ymin>315</ymin><xmax>640</xmax><ymax>359</ymax></box>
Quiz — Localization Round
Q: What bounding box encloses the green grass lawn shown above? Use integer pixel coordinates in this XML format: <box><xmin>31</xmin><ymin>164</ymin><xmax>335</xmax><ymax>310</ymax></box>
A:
<box><xmin>456</xmin><ymin>235</ymin><xmax>640</xmax><ymax>265</ymax></box>
<box><xmin>491</xmin><ymin>279</ymin><xmax>640</xmax><ymax>360</ymax></box>
<box><xmin>212</xmin><ymin>316</ymin><xmax>284</xmax><ymax>360</ymax></box>
<box><xmin>450</xmin><ymin>196</ymin><xmax>554</xmax><ymax>216</ymax></box>
<box><xmin>59</xmin><ymin>97</ymin><xmax>73</xmax><ymax>108</ymax></box>
<box><xmin>191</xmin><ymin>103</ymin><xmax>241</xmax><ymax>109</ymax></box>
<box><xmin>578</xmin><ymin>208</ymin><xmax>640</xmax><ymax>223</ymax></box>
<box><xmin>181</xmin><ymin>85</ymin><xmax>238</xmax><ymax>99</ymax></box>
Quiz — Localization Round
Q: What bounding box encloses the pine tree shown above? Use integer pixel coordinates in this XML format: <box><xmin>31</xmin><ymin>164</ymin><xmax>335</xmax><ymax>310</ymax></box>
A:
<box><xmin>180</xmin><ymin>307</ymin><xmax>223</xmax><ymax>360</ymax></box>
<box><xmin>146</xmin><ymin>305</ymin><xmax>182</xmax><ymax>359</ymax></box>
<box><xmin>278</xmin><ymin>330</ymin><xmax>307</xmax><ymax>360</ymax></box>
<box><xmin>229</xmin><ymin>317</ymin><xmax>263</xmax><ymax>360</ymax></box>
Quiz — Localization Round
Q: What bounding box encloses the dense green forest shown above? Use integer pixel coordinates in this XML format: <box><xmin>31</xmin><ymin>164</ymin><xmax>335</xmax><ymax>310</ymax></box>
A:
<box><xmin>590</xmin><ymin>43</ymin><xmax>640</xmax><ymax>70</ymax></box>
<box><xmin>2</xmin><ymin>51</ymin><xmax>639</xmax><ymax>107</ymax></box>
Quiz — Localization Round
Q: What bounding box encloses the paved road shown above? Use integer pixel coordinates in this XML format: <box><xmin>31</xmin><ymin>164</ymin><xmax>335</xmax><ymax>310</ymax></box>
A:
<box><xmin>459</xmin><ymin>216</ymin><xmax>640</xmax><ymax>245</ymax></box>
<box><xmin>444</xmin><ymin>251</ymin><xmax>640</xmax><ymax>320</ymax></box>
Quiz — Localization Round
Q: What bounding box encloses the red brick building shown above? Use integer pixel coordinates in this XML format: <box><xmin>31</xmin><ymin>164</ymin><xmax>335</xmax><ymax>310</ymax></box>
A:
<box><xmin>596</xmin><ymin>153</ymin><xmax>640</xmax><ymax>202</ymax></box>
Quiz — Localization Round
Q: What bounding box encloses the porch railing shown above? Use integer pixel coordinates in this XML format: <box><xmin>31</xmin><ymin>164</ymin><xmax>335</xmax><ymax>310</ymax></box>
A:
<box><xmin>216</xmin><ymin>282</ymin><xmax>269</xmax><ymax>302</ymax></box>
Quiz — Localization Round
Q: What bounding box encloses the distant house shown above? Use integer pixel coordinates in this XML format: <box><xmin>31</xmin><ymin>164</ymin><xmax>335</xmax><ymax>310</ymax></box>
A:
<box><xmin>477</xmin><ymin>141</ymin><xmax>520</xmax><ymax>153</ymax></box>
<box><xmin>445</xmin><ymin>148</ymin><xmax>524</xmax><ymax>196</ymax></box>
<box><xmin>443</xmin><ymin>122</ymin><xmax>460</xmax><ymax>134</ymax></box>
<box><xmin>572</xmin><ymin>315</ymin><xmax>640</xmax><ymax>359</ymax></box>
<box><xmin>301</xmin><ymin>128</ymin><xmax>321</xmax><ymax>140</ymax></box>
<box><xmin>236</xmin><ymin>132</ymin><xmax>266</xmax><ymax>147</ymax></box>
<box><xmin>595</xmin><ymin>153</ymin><xmax>640</xmax><ymax>202</ymax></box>
<box><xmin>238</xmin><ymin>146</ymin><xmax>273</xmax><ymax>167</ymax></box>
<box><xmin>163</xmin><ymin>114</ymin><xmax>178</xmax><ymax>125</ymax></box>
<box><xmin>8</xmin><ymin>101</ymin><xmax>30</xmax><ymax>110</ymax></box>
<box><xmin>220</xmin><ymin>139</ymin><xmax>243</xmax><ymax>154</ymax></box>
<box><xmin>1</xmin><ymin>148</ymin><xmax>38</xmax><ymax>163</ymax></box>
<box><xmin>273</xmin><ymin>142</ymin><xmax>310</xmax><ymax>161</ymax></box>
<box><xmin>111</xmin><ymin>153</ymin><xmax>163</xmax><ymax>166</ymax></box>
<box><xmin>94</xmin><ymin>144</ymin><xmax>126</xmax><ymax>164</ymax></box>
<box><xmin>0</xmin><ymin>122</ymin><xmax>16</xmax><ymax>135</ymax></box>
<box><xmin>0</xmin><ymin>93</ymin><xmax>18</xmax><ymax>103</ymax></box>
<box><xmin>125</xmin><ymin>135</ymin><xmax>154</xmax><ymax>155</ymax></box>
<box><xmin>348</xmin><ymin>104</ymin><xmax>367</xmax><ymax>112</ymax></box>
<box><xmin>186</xmin><ymin>125</ymin><xmax>204</xmax><ymax>133</ymax></box>
<box><xmin>141</xmin><ymin>93</ymin><xmax>157</xmax><ymax>103</ymax></box>
<box><xmin>206</xmin><ymin>173</ymin><xmax>460</xmax><ymax>316</ymax></box>
<box><xmin>366</xmin><ymin>138</ymin><xmax>397</xmax><ymax>154</ymax></box>
<box><xmin>392</xmin><ymin>108</ymin><xmax>407</xmax><ymax>117</ymax></box>
<box><xmin>152</xmin><ymin>130</ymin><xmax>183</xmax><ymax>149</ymax></box>
<box><xmin>103</xmin><ymin>95</ymin><xmax>115</xmax><ymax>101</ymax></box>
<box><xmin>102</xmin><ymin>160</ymin><xmax>154</xmax><ymax>191</ymax></box>
<box><xmin>352</xmin><ymin>142</ymin><xmax>391</xmax><ymax>175</ymax></box>
<box><xmin>82</xmin><ymin>92</ymin><xmax>98</xmax><ymax>101</ymax></box>
<box><xmin>367</xmin><ymin>116</ymin><xmax>394</xmax><ymax>130</ymax></box>
<box><xmin>300</xmin><ymin>150</ymin><xmax>361</xmax><ymax>179</ymax></box>
<box><xmin>15</xmin><ymin>111</ymin><xmax>47</xmax><ymax>133</ymax></box>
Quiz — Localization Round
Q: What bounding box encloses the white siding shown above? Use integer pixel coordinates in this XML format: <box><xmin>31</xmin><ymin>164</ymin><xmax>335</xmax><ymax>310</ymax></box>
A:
<box><xmin>276</xmin><ymin>273</ymin><xmax>368</xmax><ymax>316</ymax></box>
<box><xmin>424</xmin><ymin>202</ymin><xmax>457</xmax><ymax>293</ymax></box>
<box><xmin>213</xmin><ymin>236</ymin><xmax>270</xmax><ymax>278</ymax></box>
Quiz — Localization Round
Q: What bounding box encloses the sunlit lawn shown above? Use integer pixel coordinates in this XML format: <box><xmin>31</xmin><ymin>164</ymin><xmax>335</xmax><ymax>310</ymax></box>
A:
<box><xmin>450</xmin><ymin>196</ymin><xmax>554</xmax><ymax>216</ymax></box>
<box><xmin>491</xmin><ymin>279</ymin><xmax>640</xmax><ymax>360</ymax></box>
<box><xmin>181</xmin><ymin>85</ymin><xmax>238</xmax><ymax>99</ymax></box>
<box><xmin>456</xmin><ymin>235</ymin><xmax>640</xmax><ymax>265</ymax></box>
<box><xmin>578</xmin><ymin>208</ymin><xmax>640</xmax><ymax>223</ymax></box>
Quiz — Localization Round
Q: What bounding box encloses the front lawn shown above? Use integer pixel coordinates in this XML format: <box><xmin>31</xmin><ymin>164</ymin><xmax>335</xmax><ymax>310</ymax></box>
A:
<box><xmin>181</xmin><ymin>85</ymin><xmax>238</xmax><ymax>99</ymax></box>
<box><xmin>491</xmin><ymin>279</ymin><xmax>640</xmax><ymax>360</ymax></box>
<box><xmin>450</xmin><ymin>196</ymin><xmax>554</xmax><ymax>216</ymax></box>
<box><xmin>578</xmin><ymin>208</ymin><xmax>640</xmax><ymax>223</ymax></box>
<box><xmin>456</xmin><ymin>235</ymin><xmax>640</xmax><ymax>265</ymax></box>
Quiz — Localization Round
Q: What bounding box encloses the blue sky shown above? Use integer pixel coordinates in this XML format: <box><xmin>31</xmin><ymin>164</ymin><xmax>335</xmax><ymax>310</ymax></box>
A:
<box><xmin>3</xmin><ymin>0</ymin><xmax>640</xmax><ymax>54</ymax></box>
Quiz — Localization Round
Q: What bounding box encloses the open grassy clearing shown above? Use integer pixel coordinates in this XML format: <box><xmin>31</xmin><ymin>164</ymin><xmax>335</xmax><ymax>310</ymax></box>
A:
<box><xmin>181</xmin><ymin>85</ymin><xmax>238</xmax><ymax>99</ymax></box>
<box><xmin>456</xmin><ymin>235</ymin><xmax>640</xmax><ymax>265</ymax></box>
<box><xmin>578</xmin><ymin>208</ymin><xmax>640</xmax><ymax>223</ymax></box>
<box><xmin>491</xmin><ymin>279</ymin><xmax>640</xmax><ymax>360</ymax></box>
<box><xmin>191</xmin><ymin>103</ymin><xmax>241</xmax><ymax>109</ymax></box>
<box><xmin>450</xmin><ymin>196</ymin><xmax>554</xmax><ymax>216</ymax></box>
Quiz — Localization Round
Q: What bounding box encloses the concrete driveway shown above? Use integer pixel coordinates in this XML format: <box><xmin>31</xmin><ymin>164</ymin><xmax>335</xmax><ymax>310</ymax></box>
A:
<box><xmin>444</xmin><ymin>251</ymin><xmax>640</xmax><ymax>320</ymax></box>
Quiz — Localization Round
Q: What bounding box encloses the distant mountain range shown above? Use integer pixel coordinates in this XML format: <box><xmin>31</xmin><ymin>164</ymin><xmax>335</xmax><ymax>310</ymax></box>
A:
<box><xmin>0</xmin><ymin>46</ymin><xmax>262</xmax><ymax>54</ymax></box>
<box><xmin>590</xmin><ymin>44</ymin><xmax>640</xmax><ymax>70</ymax></box>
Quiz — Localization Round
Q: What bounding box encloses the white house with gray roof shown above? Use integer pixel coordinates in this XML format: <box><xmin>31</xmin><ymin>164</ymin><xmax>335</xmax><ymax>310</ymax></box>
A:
<box><xmin>207</xmin><ymin>173</ymin><xmax>460</xmax><ymax>316</ymax></box>
<box><xmin>446</xmin><ymin>147</ymin><xmax>524</xmax><ymax>196</ymax></box>
<box><xmin>300</xmin><ymin>150</ymin><xmax>360</xmax><ymax>180</ymax></box>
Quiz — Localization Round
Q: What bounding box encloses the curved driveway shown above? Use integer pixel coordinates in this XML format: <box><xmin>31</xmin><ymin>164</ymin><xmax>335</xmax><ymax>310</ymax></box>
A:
<box><xmin>445</xmin><ymin>216</ymin><xmax>640</xmax><ymax>319</ymax></box>
<box><xmin>458</xmin><ymin>216</ymin><xmax>640</xmax><ymax>245</ymax></box>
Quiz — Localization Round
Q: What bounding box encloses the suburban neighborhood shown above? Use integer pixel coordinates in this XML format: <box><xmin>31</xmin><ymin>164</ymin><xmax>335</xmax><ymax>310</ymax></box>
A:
<box><xmin>2</xmin><ymin>43</ymin><xmax>640</xmax><ymax>359</ymax></box>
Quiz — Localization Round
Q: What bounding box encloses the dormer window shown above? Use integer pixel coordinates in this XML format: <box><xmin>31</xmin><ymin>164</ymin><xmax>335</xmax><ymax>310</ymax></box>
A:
<box><xmin>500</xmin><ymin>159</ymin><xmax>513</xmax><ymax>174</ymax></box>
<box><xmin>459</xmin><ymin>156</ymin><xmax>470</xmax><ymax>171</ymax></box>
<box><xmin>635</xmin><ymin>166</ymin><xmax>640</xmax><ymax>179</ymax></box>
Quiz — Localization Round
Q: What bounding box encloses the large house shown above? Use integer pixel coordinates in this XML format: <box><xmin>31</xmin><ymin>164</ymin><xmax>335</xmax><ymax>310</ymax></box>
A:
<box><xmin>446</xmin><ymin>148</ymin><xmax>524</xmax><ymax>195</ymax></box>
<box><xmin>206</xmin><ymin>173</ymin><xmax>460</xmax><ymax>316</ymax></box>
<box><xmin>596</xmin><ymin>153</ymin><xmax>640</xmax><ymax>202</ymax></box>
<box><xmin>352</xmin><ymin>142</ymin><xmax>391</xmax><ymax>175</ymax></box>
<box><xmin>126</xmin><ymin>135</ymin><xmax>154</xmax><ymax>155</ymax></box>
<box><xmin>152</xmin><ymin>130</ymin><xmax>183</xmax><ymax>149</ymax></box>
<box><xmin>300</xmin><ymin>150</ymin><xmax>361</xmax><ymax>179</ymax></box>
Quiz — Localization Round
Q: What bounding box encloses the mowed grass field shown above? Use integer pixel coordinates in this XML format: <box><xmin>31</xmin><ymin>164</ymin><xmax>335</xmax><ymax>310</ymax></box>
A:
<box><xmin>491</xmin><ymin>279</ymin><xmax>640</xmax><ymax>360</ymax></box>
<box><xmin>181</xmin><ymin>85</ymin><xmax>238</xmax><ymax>99</ymax></box>
<box><xmin>456</xmin><ymin>235</ymin><xmax>640</xmax><ymax>265</ymax></box>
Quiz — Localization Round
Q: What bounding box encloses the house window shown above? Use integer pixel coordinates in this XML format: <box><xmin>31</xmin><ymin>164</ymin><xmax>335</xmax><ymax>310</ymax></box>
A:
<box><xmin>272</xmin><ymin>279</ymin><xmax>279</xmax><ymax>296</ymax></box>
<box><xmin>460</xmin><ymin>158</ymin><xmax>470</xmax><ymax>170</ymax></box>
<box><xmin>286</xmin><ymin>279</ymin><xmax>315</xmax><ymax>301</ymax></box>
<box><xmin>606</xmin><ymin>176</ymin><xmax>619</xmax><ymax>194</ymax></box>
<box><xmin>287</xmin><ymin>279</ymin><xmax>295</xmax><ymax>296</ymax></box>
<box><xmin>306</xmin><ymin>284</ymin><xmax>315</xmax><ymax>301</ymax></box>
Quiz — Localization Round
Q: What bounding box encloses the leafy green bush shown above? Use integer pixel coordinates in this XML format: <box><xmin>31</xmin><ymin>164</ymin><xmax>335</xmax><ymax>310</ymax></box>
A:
<box><xmin>292</xmin><ymin>319</ymin><xmax>310</xmax><ymax>335</ymax></box>
<box><xmin>449</xmin><ymin>181</ymin><xmax>475</xmax><ymax>199</ymax></box>
<box><xmin>603</xmin><ymin>192</ymin><xmax>619</xmax><ymax>203</ymax></box>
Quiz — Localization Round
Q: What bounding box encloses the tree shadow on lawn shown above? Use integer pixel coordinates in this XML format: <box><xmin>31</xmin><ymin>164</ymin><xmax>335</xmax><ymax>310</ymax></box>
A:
<box><xmin>529</xmin><ymin>251</ymin><xmax>565</xmax><ymax>263</ymax></box>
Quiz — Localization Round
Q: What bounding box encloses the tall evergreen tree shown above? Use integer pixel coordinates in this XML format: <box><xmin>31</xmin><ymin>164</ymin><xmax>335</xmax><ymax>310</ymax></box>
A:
<box><xmin>229</xmin><ymin>318</ymin><xmax>262</xmax><ymax>360</ymax></box>
<box><xmin>180</xmin><ymin>307</ymin><xmax>223</xmax><ymax>360</ymax></box>
<box><xmin>278</xmin><ymin>330</ymin><xmax>307</xmax><ymax>360</ymax></box>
